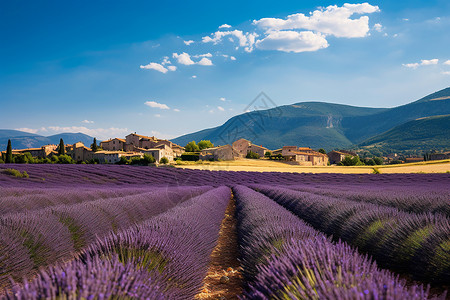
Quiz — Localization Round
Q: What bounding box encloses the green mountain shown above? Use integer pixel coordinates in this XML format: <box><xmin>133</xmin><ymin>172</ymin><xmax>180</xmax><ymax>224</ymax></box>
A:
<box><xmin>359</xmin><ymin>115</ymin><xmax>450</xmax><ymax>152</ymax></box>
<box><xmin>0</xmin><ymin>130</ymin><xmax>96</xmax><ymax>151</ymax></box>
<box><xmin>173</xmin><ymin>87</ymin><xmax>450</xmax><ymax>151</ymax></box>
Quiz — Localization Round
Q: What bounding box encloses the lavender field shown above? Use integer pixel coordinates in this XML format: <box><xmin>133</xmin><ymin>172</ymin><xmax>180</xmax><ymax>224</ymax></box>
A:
<box><xmin>0</xmin><ymin>164</ymin><xmax>449</xmax><ymax>299</ymax></box>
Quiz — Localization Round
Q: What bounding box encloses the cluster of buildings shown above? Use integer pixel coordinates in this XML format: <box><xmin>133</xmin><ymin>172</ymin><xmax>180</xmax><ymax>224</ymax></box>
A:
<box><xmin>2</xmin><ymin>133</ymin><xmax>185</xmax><ymax>164</ymax></box>
<box><xmin>200</xmin><ymin>138</ymin><xmax>330</xmax><ymax>166</ymax></box>
<box><xmin>5</xmin><ymin>132</ymin><xmax>449</xmax><ymax>166</ymax></box>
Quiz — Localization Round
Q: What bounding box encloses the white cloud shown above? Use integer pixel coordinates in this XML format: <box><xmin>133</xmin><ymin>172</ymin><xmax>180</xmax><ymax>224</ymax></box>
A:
<box><xmin>403</xmin><ymin>63</ymin><xmax>420</xmax><ymax>69</ymax></box>
<box><xmin>442</xmin><ymin>71</ymin><xmax>450</xmax><ymax>75</ymax></box>
<box><xmin>197</xmin><ymin>57</ymin><xmax>213</xmax><ymax>66</ymax></box>
<box><xmin>82</xmin><ymin>120</ymin><xmax>94</xmax><ymax>124</ymax></box>
<box><xmin>167</xmin><ymin>66</ymin><xmax>177</xmax><ymax>71</ymax></box>
<box><xmin>144</xmin><ymin>101</ymin><xmax>170</xmax><ymax>110</ymax></box>
<box><xmin>184</xmin><ymin>40</ymin><xmax>194</xmax><ymax>45</ymax></box>
<box><xmin>256</xmin><ymin>30</ymin><xmax>329</xmax><ymax>53</ymax></box>
<box><xmin>173</xmin><ymin>108</ymin><xmax>180</xmax><ymax>112</ymax></box>
<box><xmin>219</xmin><ymin>24</ymin><xmax>232</xmax><ymax>29</ymax></box>
<box><xmin>444</xmin><ymin>60</ymin><xmax>450</xmax><ymax>65</ymax></box>
<box><xmin>154</xmin><ymin>114</ymin><xmax>161</xmax><ymax>118</ymax></box>
<box><xmin>253</xmin><ymin>3</ymin><xmax>379</xmax><ymax>38</ymax></box>
<box><xmin>193</xmin><ymin>53</ymin><xmax>213</xmax><ymax>58</ymax></box>
<box><xmin>421</xmin><ymin>59</ymin><xmax>438</xmax><ymax>65</ymax></box>
<box><xmin>220</xmin><ymin>97</ymin><xmax>226</xmax><ymax>101</ymax></box>
<box><xmin>230</xmin><ymin>56</ymin><xmax>236</xmax><ymax>60</ymax></box>
<box><xmin>140</xmin><ymin>62</ymin><xmax>169</xmax><ymax>73</ymax></box>
<box><xmin>402</xmin><ymin>18</ymin><xmax>409</xmax><ymax>21</ymax></box>
<box><xmin>217</xmin><ymin>106</ymin><xmax>225</xmax><ymax>111</ymax></box>
<box><xmin>15</xmin><ymin>127</ymin><xmax>39</xmax><ymax>134</ymax></box>
<box><xmin>403</xmin><ymin>59</ymin><xmax>439</xmax><ymax>69</ymax></box>
<box><xmin>373</xmin><ymin>23</ymin><xmax>383</xmax><ymax>32</ymax></box>
<box><xmin>161</xmin><ymin>56</ymin><xmax>171</xmax><ymax>65</ymax></box>
<box><xmin>202</xmin><ymin>30</ymin><xmax>258</xmax><ymax>52</ymax></box>
<box><xmin>191</xmin><ymin>75</ymin><xmax>197</xmax><ymax>79</ymax></box>
<box><xmin>173</xmin><ymin>52</ymin><xmax>196</xmax><ymax>65</ymax></box>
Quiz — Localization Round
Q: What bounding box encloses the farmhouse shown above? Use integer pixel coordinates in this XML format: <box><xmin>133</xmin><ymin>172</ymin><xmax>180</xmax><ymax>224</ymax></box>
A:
<box><xmin>231</xmin><ymin>138</ymin><xmax>268</xmax><ymax>158</ymax></box>
<box><xmin>100</xmin><ymin>138</ymin><xmax>126</xmax><ymax>151</ymax></box>
<box><xmin>1</xmin><ymin>144</ymin><xmax>58</xmax><ymax>159</ymax></box>
<box><xmin>327</xmin><ymin>150</ymin><xmax>357</xmax><ymax>165</ymax></box>
<box><xmin>93</xmin><ymin>151</ymin><xmax>143</xmax><ymax>164</ymax></box>
<box><xmin>429</xmin><ymin>152</ymin><xmax>450</xmax><ymax>161</ymax></box>
<box><xmin>70</xmin><ymin>142</ymin><xmax>93</xmax><ymax>162</ymax></box>
<box><xmin>200</xmin><ymin>145</ymin><xmax>234</xmax><ymax>161</ymax></box>
<box><xmin>282</xmin><ymin>146</ymin><xmax>328</xmax><ymax>166</ymax></box>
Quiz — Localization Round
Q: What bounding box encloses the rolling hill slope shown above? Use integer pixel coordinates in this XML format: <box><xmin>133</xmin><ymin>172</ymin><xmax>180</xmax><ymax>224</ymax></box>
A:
<box><xmin>173</xmin><ymin>87</ymin><xmax>450</xmax><ymax>150</ymax></box>
<box><xmin>359</xmin><ymin>115</ymin><xmax>450</xmax><ymax>151</ymax></box>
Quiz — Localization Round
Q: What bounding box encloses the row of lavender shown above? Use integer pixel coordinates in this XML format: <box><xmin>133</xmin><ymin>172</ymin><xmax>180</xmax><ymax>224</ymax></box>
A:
<box><xmin>233</xmin><ymin>185</ymin><xmax>443</xmax><ymax>299</ymax></box>
<box><xmin>0</xmin><ymin>186</ymin><xmax>211</xmax><ymax>290</ymax></box>
<box><xmin>1</xmin><ymin>164</ymin><xmax>449</xmax><ymax>187</ymax></box>
<box><xmin>2</xmin><ymin>187</ymin><xmax>230</xmax><ymax>299</ymax></box>
<box><xmin>286</xmin><ymin>185</ymin><xmax>450</xmax><ymax>216</ymax></box>
<box><xmin>252</xmin><ymin>185</ymin><xmax>450</xmax><ymax>285</ymax></box>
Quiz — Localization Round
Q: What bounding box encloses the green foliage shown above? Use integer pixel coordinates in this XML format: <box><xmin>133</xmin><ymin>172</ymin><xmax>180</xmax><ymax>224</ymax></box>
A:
<box><xmin>373</xmin><ymin>157</ymin><xmax>383</xmax><ymax>165</ymax></box>
<box><xmin>181</xmin><ymin>153</ymin><xmax>200</xmax><ymax>161</ymax></box>
<box><xmin>57</xmin><ymin>154</ymin><xmax>74</xmax><ymax>164</ymax></box>
<box><xmin>246</xmin><ymin>151</ymin><xmax>260</xmax><ymax>159</ymax></box>
<box><xmin>338</xmin><ymin>155</ymin><xmax>365</xmax><ymax>166</ymax></box>
<box><xmin>58</xmin><ymin>138</ymin><xmax>65</xmax><ymax>155</ymax></box>
<box><xmin>185</xmin><ymin>141</ymin><xmax>200</xmax><ymax>152</ymax></box>
<box><xmin>389</xmin><ymin>160</ymin><xmax>403</xmax><ymax>165</ymax></box>
<box><xmin>197</xmin><ymin>140</ymin><xmax>214</xmax><ymax>150</ymax></box>
<box><xmin>2</xmin><ymin>168</ymin><xmax>29</xmax><ymax>178</ymax></box>
<box><xmin>142</xmin><ymin>154</ymin><xmax>156</xmax><ymax>164</ymax></box>
<box><xmin>264</xmin><ymin>151</ymin><xmax>272</xmax><ymax>157</ymax></box>
<box><xmin>91</xmin><ymin>138</ymin><xmax>98</xmax><ymax>152</ymax></box>
<box><xmin>318</xmin><ymin>148</ymin><xmax>326</xmax><ymax>154</ymax></box>
<box><xmin>372</xmin><ymin>168</ymin><xmax>380</xmax><ymax>174</ymax></box>
<box><xmin>117</xmin><ymin>156</ymin><xmax>130</xmax><ymax>165</ymax></box>
<box><xmin>12</xmin><ymin>152</ymin><xmax>35</xmax><ymax>164</ymax></box>
<box><xmin>159</xmin><ymin>157</ymin><xmax>169</xmax><ymax>164</ymax></box>
<box><xmin>0</xmin><ymin>158</ymin><xmax>4</xmax><ymax>164</ymax></box>
<box><xmin>6</xmin><ymin>139</ymin><xmax>12</xmax><ymax>163</ymax></box>
<box><xmin>364</xmin><ymin>158</ymin><xmax>376</xmax><ymax>166</ymax></box>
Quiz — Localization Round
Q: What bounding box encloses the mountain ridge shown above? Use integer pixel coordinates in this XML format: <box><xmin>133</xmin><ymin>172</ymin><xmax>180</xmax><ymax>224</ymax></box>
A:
<box><xmin>173</xmin><ymin>87</ymin><xmax>450</xmax><ymax>151</ymax></box>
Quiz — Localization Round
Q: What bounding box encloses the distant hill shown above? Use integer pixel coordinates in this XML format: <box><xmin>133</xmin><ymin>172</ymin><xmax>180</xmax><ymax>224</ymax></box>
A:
<box><xmin>0</xmin><ymin>130</ymin><xmax>96</xmax><ymax>150</ymax></box>
<box><xmin>173</xmin><ymin>87</ymin><xmax>450</xmax><ymax>151</ymax></box>
<box><xmin>359</xmin><ymin>115</ymin><xmax>450</xmax><ymax>152</ymax></box>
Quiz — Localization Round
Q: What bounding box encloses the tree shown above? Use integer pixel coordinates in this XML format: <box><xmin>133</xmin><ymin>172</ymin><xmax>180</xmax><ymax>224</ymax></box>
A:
<box><xmin>185</xmin><ymin>141</ymin><xmax>200</xmax><ymax>152</ymax></box>
<box><xmin>373</xmin><ymin>157</ymin><xmax>383</xmax><ymax>165</ymax></box>
<box><xmin>246</xmin><ymin>151</ymin><xmax>260</xmax><ymax>159</ymax></box>
<box><xmin>58</xmin><ymin>138</ymin><xmax>65</xmax><ymax>155</ymax></box>
<box><xmin>5</xmin><ymin>139</ymin><xmax>12</xmax><ymax>163</ymax></box>
<box><xmin>198</xmin><ymin>140</ymin><xmax>214</xmax><ymax>150</ymax></box>
<box><xmin>142</xmin><ymin>154</ymin><xmax>155</xmax><ymax>164</ymax></box>
<box><xmin>318</xmin><ymin>148</ymin><xmax>326</xmax><ymax>154</ymax></box>
<box><xmin>91</xmin><ymin>138</ymin><xmax>98</xmax><ymax>152</ymax></box>
<box><xmin>160</xmin><ymin>157</ymin><xmax>169</xmax><ymax>164</ymax></box>
<box><xmin>339</xmin><ymin>155</ymin><xmax>364</xmax><ymax>166</ymax></box>
<box><xmin>264</xmin><ymin>151</ymin><xmax>272</xmax><ymax>158</ymax></box>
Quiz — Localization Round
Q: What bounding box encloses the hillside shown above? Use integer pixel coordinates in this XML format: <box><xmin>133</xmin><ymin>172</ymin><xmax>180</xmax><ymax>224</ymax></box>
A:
<box><xmin>359</xmin><ymin>115</ymin><xmax>450</xmax><ymax>152</ymax></box>
<box><xmin>0</xmin><ymin>130</ymin><xmax>96</xmax><ymax>150</ymax></box>
<box><xmin>173</xmin><ymin>87</ymin><xmax>450</xmax><ymax>150</ymax></box>
<box><xmin>174</xmin><ymin>102</ymin><xmax>386</xmax><ymax>150</ymax></box>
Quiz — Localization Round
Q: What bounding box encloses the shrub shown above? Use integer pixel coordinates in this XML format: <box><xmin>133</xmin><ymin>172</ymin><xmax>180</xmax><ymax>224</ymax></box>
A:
<box><xmin>117</xmin><ymin>156</ymin><xmax>130</xmax><ymax>165</ymax></box>
<box><xmin>159</xmin><ymin>157</ymin><xmax>169</xmax><ymax>164</ymax></box>
<box><xmin>339</xmin><ymin>155</ymin><xmax>364</xmax><ymax>166</ymax></box>
<box><xmin>3</xmin><ymin>168</ymin><xmax>29</xmax><ymax>178</ymax></box>
<box><xmin>58</xmin><ymin>155</ymin><xmax>74</xmax><ymax>164</ymax></box>
<box><xmin>142</xmin><ymin>154</ymin><xmax>156</xmax><ymax>164</ymax></box>
<box><xmin>373</xmin><ymin>157</ymin><xmax>383</xmax><ymax>165</ymax></box>
<box><xmin>0</xmin><ymin>158</ymin><xmax>4</xmax><ymax>164</ymax></box>
<box><xmin>246</xmin><ymin>151</ymin><xmax>260</xmax><ymax>159</ymax></box>
<box><xmin>264</xmin><ymin>151</ymin><xmax>272</xmax><ymax>158</ymax></box>
<box><xmin>390</xmin><ymin>160</ymin><xmax>403</xmax><ymax>165</ymax></box>
<box><xmin>372</xmin><ymin>168</ymin><xmax>380</xmax><ymax>174</ymax></box>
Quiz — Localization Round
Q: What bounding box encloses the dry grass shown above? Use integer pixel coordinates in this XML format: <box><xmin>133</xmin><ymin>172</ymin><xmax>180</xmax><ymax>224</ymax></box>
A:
<box><xmin>176</xmin><ymin>159</ymin><xmax>450</xmax><ymax>174</ymax></box>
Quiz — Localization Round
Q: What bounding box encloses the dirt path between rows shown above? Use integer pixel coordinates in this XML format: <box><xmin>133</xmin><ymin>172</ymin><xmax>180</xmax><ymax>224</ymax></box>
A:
<box><xmin>195</xmin><ymin>195</ymin><xmax>243</xmax><ymax>299</ymax></box>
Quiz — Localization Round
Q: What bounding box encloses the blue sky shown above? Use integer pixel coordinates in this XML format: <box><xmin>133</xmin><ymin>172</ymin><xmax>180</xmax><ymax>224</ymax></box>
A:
<box><xmin>1</xmin><ymin>0</ymin><xmax>449</xmax><ymax>140</ymax></box>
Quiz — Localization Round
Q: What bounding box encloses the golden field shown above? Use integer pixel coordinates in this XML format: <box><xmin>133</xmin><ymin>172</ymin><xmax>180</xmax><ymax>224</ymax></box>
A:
<box><xmin>175</xmin><ymin>158</ymin><xmax>450</xmax><ymax>174</ymax></box>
